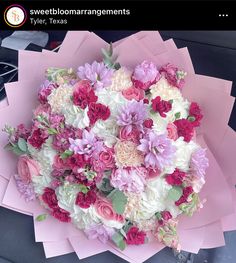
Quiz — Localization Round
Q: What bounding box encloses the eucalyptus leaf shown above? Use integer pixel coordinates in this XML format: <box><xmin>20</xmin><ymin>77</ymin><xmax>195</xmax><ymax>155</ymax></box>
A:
<box><xmin>60</xmin><ymin>150</ymin><xmax>73</xmax><ymax>159</ymax></box>
<box><xmin>36</xmin><ymin>214</ymin><xmax>48</xmax><ymax>222</ymax></box>
<box><xmin>119</xmin><ymin>228</ymin><xmax>127</xmax><ymax>239</ymax></box>
<box><xmin>47</xmin><ymin>128</ymin><xmax>58</xmax><ymax>135</ymax></box>
<box><xmin>17</xmin><ymin>138</ymin><xmax>27</xmax><ymax>152</ymax></box>
<box><xmin>167</xmin><ymin>186</ymin><xmax>183</xmax><ymax>201</ymax></box>
<box><xmin>108</xmin><ymin>189</ymin><xmax>127</xmax><ymax>215</ymax></box>
<box><xmin>112</xmin><ymin>232</ymin><xmax>126</xmax><ymax>251</ymax></box>
<box><xmin>12</xmin><ymin>145</ymin><xmax>25</xmax><ymax>156</ymax></box>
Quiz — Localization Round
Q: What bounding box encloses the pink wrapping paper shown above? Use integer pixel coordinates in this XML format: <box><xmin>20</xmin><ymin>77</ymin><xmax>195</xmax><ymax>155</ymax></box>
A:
<box><xmin>0</xmin><ymin>31</ymin><xmax>236</xmax><ymax>262</ymax></box>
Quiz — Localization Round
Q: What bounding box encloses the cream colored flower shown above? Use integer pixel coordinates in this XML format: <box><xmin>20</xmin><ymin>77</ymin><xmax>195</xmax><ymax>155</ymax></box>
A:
<box><xmin>48</xmin><ymin>84</ymin><xmax>73</xmax><ymax>114</ymax></box>
<box><xmin>114</xmin><ymin>140</ymin><xmax>144</xmax><ymax>167</ymax></box>
<box><xmin>106</xmin><ymin>67</ymin><xmax>132</xmax><ymax>91</ymax></box>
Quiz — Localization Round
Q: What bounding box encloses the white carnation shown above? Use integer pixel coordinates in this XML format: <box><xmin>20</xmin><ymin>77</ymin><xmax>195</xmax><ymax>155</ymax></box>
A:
<box><xmin>96</xmin><ymin>89</ymin><xmax>128</xmax><ymax>117</ymax></box>
<box><xmin>173</xmin><ymin>137</ymin><xmax>199</xmax><ymax>172</ymax></box>
<box><xmin>63</xmin><ymin>105</ymin><xmax>90</xmax><ymax>129</ymax></box>
<box><xmin>91</xmin><ymin>118</ymin><xmax>119</xmax><ymax>147</ymax></box>
<box><xmin>150</xmin><ymin>78</ymin><xmax>184</xmax><ymax>101</ymax></box>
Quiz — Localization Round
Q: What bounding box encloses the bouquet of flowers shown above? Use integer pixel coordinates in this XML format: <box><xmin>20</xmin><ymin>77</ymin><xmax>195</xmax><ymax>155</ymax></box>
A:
<box><xmin>0</xmin><ymin>31</ymin><xmax>235</xmax><ymax>263</ymax></box>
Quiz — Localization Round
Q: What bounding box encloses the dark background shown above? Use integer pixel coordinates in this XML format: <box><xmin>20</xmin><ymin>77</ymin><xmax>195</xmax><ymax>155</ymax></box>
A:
<box><xmin>0</xmin><ymin>31</ymin><xmax>236</xmax><ymax>263</ymax></box>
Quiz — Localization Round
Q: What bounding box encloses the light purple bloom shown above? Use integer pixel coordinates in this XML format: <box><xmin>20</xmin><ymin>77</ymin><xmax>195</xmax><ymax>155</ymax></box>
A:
<box><xmin>69</xmin><ymin>129</ymin><xmax>103</xmax><ymax>157</ymax></box>
<box><xmin>117</xmin><ymin>100</ymin><xmax>147</xmax><ymax>133</ymax></box>
<box><xmin>77</xmin><ymin>61</ymin><xmax>114</xmax><ymax>90</ymax></box>
<box><xmin>111</xmin><ymin>167</ymin><xmax>147</xmax><ymax>194</ymax></box>
<box><xmin>137</xmin><ymin>131</ymin><xmax>176</xmax><ymax>170</ymax></box>
<box><xmin>84</xmin><ymin>224</ymin><xmax>115</xmax><ymax>244</ymax></box>
<box><xmin>190</xmin><ymin>148</ymin><xmax>209</xmax><ymax>178</ymax></box>
<box><xmin>132</xmin><ymin>60</ymin><xmax>160</xmax><ymax>83</ymax></box>
<box><xmin>14</xmin><ymin>174</ymin><xmax>36</xmax><ymax>202</ymax></box>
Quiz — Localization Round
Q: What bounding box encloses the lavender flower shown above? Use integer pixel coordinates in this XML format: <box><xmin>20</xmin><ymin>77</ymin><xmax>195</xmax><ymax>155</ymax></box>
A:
<box><xmin>190</xmin><ymin>148</ymin><xmax>209</xmax><ymax>178</ymax></box>
<box><xmin>137</xmin><ymin>131</ymin><xmax>176</xmax><ymax>170</ymax></box>
<box><xmin>84</xmin><ymin>224</ymin><xmax>115</xmax><ymax>243</ymax></box>
<box><xmin>133</xmin><ymin>60</ymin><xmax>160</xmax><ymax>83</ymax></box>
<box><xmin>69</xmin><ymin>129</ymin><xmax>103</xmax><ymax>157</ymax></box>
<box><xmin>117</xmin><ymin>100</ymin><xmax>147</xmax><ymax>133</ymax></box>
<box><xmin>14</xmin><ymin>175</ymin><xmax>36</xmax><ymax>202</ymax></box>
<box><xmin>77</xmin><ymin>61</ymin><xmax>114</xmax><ymax>90</ymax></box>
<box><xmin>111</xmin><ymin>167</ymin><xmax>146</xmax><ymax>194</ymax></box>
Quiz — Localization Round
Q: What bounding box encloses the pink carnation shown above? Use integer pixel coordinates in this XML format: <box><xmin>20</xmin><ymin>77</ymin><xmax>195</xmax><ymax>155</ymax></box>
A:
<box><xmin>122</xmin><ymin>86</ymin><xmax>145</xmax><ymax>101</ymax></box>
<box><xmin>119</xmin><ymin>126</ymin><xmax>141</xmax><ymax>143</ymax></box>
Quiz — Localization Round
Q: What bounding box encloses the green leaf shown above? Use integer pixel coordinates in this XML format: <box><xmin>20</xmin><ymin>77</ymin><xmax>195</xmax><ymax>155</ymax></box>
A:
<box><xmin>35</xmin><ymin>214</ymin><xmax>48</xmax><ymax>222</ymax></box>
<box><xmin>47</xmin><ymin>128</ymin><xmax>58</xmax><ymax>135</ymax></box>
<box><xmin>99</xmin><ymin>177</ymin><xmax>114</xmax><ymax>194</ymax></box>
<box><xmin>112</xmin><ymin>232</ymin><xmax>126</xmax><ymax>251</ymax></box>
<box><xmin>188</xmin><ymin>116</ymin><xmax>196</xmax><ymax>122</ymax></box>
<box><xmin>79</xmin><ymin>184</ymin><xmax>88</xmax><ymax>194</ymax></box>
<box><xmin>168</xmin><ymin>186</ymin><xmax>183</xmax><ymax>201</ymax></box>
<box><xmin>17</xmin><ymin>138</ymin><xmax>28</xmax><ymax>152</ymax></box>
<box><xmin>119</xmin><ymin>228</ymin><xmax>127</xmax><ymax>239</ymax></box>
<box><xmin>60</xmin><ymin>150</ymin><xmax>73</xmax><ymax>159</ymax></box>
<box><xmin>12</xmin><ymin>145</ymin><xmax>25</xmax><ymax>156</ymax></box>
<box><xmin>108</xmin><ymin>189</ymin><xmax>127</xmax><ymax>215</ymax></box>
<box><xmin>175</xmin><ymin>112</ymin><xmax>181</xmax><ymax>120</ymax></box>
<box><xmin>101</xmin><ymin>48</ymin><xmax>110</xmax><ymax>59</ymax></box>
<box><xmin>155</xmin><ymin>212</ymin><xmax>162</xmax><ymax>220</ymax></box>
<box><xmin>169</xmin><ymin>99</ymin><xmax>174</xmax><ymax>104</ymax></box>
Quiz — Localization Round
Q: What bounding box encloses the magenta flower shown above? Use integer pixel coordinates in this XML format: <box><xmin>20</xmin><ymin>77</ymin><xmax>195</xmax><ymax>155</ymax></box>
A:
<box><xmin>69</xmin><ymin>129</ymin><xmax>103</xmax><ymax>157</ymax></box>
<box><xmin>117</xmin><ymin>100</ymin><xmax>147</xmax><ymax>133</ymax></box>
<box><xmin>38</xmin><ymin>80</ymin><xmax>57</xmax><ymax>104</ymax></box>
<box><xmin>77</xmin><ymin>61</ymin><xmax>114</xmax><ymax>90</ymax></box>
<box><xmin>137</xmin><ymin>131</ymin><xmax>176</xmax><ymax>170</ymax></box>
<box><xmin>84</xmin><ymin>224</ymin><xmax>115</xmax><ymax>244</ymax></box>
<box><xmin>190</xmin><ymin>148</ymin><xmax>209</xmax><ymax>178</ymax></box>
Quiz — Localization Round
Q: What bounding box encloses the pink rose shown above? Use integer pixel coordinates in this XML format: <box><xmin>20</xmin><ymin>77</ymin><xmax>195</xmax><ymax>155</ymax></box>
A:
<box><xmin>167</xmin><ymin>123</ymin><xmax>178</xmax><ymax>141</ymax></box>
<box><xmin>94</xmin><ymin>197</ymin><xmax>124</xmax><ymax>222</ymax></box>
<box><xmin>119</xmin><ymin>126</ymin><xmax>140</xmax><ymax>143</ymax></box>
<box><xmin>99</xmin><ymin>147</ymin><xmax>115</xmax><ymax>169</ymax></box>
<box><xmin>17</xmin><ymin>156</ymin><xmax>40</xmax><ymax>184</ymax></box>
<box><xmin>122</xmin><ymin>86</ymin><xmax>145</xmax><ymax>101</ymax></box>
<box><xmin>53</xmin><ymin>155</ymin><xmax>66</xmax><ymax>170</ymax></box>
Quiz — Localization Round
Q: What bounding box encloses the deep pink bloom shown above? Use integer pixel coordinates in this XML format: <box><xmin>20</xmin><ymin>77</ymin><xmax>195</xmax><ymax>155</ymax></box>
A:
<box><xmin>42</xmin><ymin>187</ymin><xmax>59</xmax><ymax>210</ymax></box>
<box><xmin>125</xmin><ymin>226</ymin><xmax>146</xmax><ymax>245</ymax></box>
<box><xmin>189</xmin><ymin>102</ymin><xmax>203</xmax><ymax>127</ymax></box>
<box><xmin>119</xmin><ymin>126</ymin><xmax>141</xmax><ymax>143</ymax></box>
<box><xmin>143</xmin><ymin>118</ymin><xmax>154</xmax><ymax>129</ymax></box>
<box><xmin>52</xmin><ymin>208</ymin><xmax>71</xmax><ymax>223</ymax></box>
<box><xmin>161</xmin><ymin>211</ymin><xmax>172</xmax><ymax>221</ymax></box>
<box><xmin>75</xmin><ymin>191</ymin><xmax>97</xmax><ymax>209</ymax></box>
<box><xmin>72</xmin><ymin>80</ymin><xmax>98</xmax><ymax>109</ymax></box>
<box><xmin>174</xmin><ymin>119</ymin><xmax>194</xmax><ymax>142</ymax></box>
<box><xmin>175</xmin><ymin>186</ymin><xmax>193</xmax><ymax>206</ymax></box>
<box><xmin>151</xmin><ymin>96</ymin><xmax>172</xmax><ymax>118</ymax></box>
<box><xmin>28</xmin><ymin>128</ymin><xmax>48</xmax><ymax>149</ymax></box>
<box><xmin>88</xmin><ymin>102</ymin><xmax>110</xmax><ymax>125</ymax></box>
<box><xmin>165</xmin><ymin>169</ymin><xmax>186</xmax><ymax>186</ymax></box>
<box><xmin>38</xmin><ymin>80</ymin><xmax>57</xmax><ymax>104</ymax></box>
<box><xmin>160</xmin><ymin>63</ymin><xmax>185</xmax><ymax>89</ymax></box>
